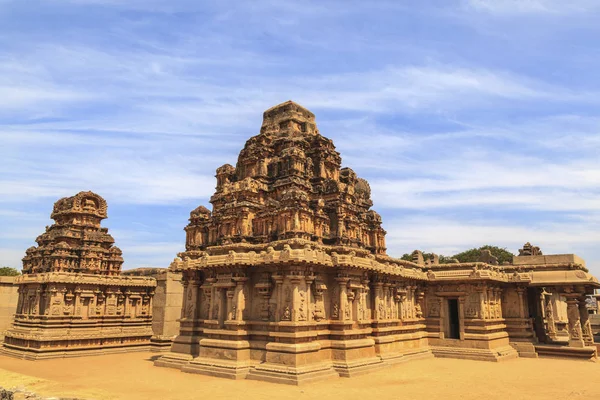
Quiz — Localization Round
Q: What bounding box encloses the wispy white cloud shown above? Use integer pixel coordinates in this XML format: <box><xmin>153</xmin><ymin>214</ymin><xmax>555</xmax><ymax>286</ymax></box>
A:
<box><xmin>464</xmin><ymin>0</ymin><xmax>600</xmax><ymax>15</ymax></box>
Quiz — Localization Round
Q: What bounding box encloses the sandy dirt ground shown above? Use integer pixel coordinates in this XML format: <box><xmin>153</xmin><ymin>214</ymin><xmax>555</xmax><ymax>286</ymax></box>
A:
<box><xmin>0</xmin><ymin>352</ymin><xmax>598</xmax><ymax>400</ymax></box>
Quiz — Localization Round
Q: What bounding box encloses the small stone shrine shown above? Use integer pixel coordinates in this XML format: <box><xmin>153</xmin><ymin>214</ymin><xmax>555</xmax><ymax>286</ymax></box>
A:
<box><xmin>3</xmin><ymin>191</ymin><xmax>156</xmax><ymax>359</ymax></box>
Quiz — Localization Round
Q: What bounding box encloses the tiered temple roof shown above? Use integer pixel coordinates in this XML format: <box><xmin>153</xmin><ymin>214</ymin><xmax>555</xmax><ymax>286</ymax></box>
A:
<box><xmin>21</xmin><ymin>191</ymin><xmax>123</xmax><ymax>276</ymax></box>
<box><xmin>184</xmin><ymin>100</ymin><xmax>386</xmax><ymax>254</ymax></box>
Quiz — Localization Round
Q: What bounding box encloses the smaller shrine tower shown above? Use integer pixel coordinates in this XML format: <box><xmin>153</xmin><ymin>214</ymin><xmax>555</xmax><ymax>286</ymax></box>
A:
<box><xmin>3</xmin><ymin>191</ymin><xmax>156</xmax><ymax>359</ymax></box>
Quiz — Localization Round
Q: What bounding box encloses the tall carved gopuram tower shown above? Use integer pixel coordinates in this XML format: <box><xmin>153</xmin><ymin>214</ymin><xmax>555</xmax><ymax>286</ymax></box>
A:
<box><xmin>3</xmin><ymin>191</ymin><xmax>156</xmax><ymax>359</ymax></box>
<box><xmin>156</xmin><ymin>101</ymin><xmax>599</xmax><ymax>384</ymax></box>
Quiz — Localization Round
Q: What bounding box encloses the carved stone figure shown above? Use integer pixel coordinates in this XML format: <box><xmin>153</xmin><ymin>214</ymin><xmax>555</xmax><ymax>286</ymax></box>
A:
<box><xmin>519</xmin><ymin>242</ymin><xmax>543</xmax><ymax>256</ymax></box>
<box><xmin>212</xmin><ymin>302</ymin><xmax>220</xmax><ymax>320</ymax></box>
<box><xmin>415</xmin><ymin>303</ymin><xmax>423</xmax><ymax>318</ymax></box>
<box><xmin>282</xmin><ymin>306</ymin><xmax>291</xmax><ymax>321</ymax></box>
<box><xmin>332</xmin><ymin>303</ymin><xmax>340</xmax><ymax>319</ymax></box>
<box><xmin>478</xmin><ymin>249</ymin><xmax>499</xmax><ymax>265</ymax></box>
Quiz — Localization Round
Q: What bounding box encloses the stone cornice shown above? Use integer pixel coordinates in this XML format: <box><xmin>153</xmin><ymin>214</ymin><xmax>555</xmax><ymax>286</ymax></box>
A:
<box><xmin>171</xmin><ymin>245</ymin><xmax>428</xmax><ymax>281</ymax></box>
<box><xmin>14</xmin><ymin>272</ymin><xmax>156</xmax><ymax>287</ymax></box>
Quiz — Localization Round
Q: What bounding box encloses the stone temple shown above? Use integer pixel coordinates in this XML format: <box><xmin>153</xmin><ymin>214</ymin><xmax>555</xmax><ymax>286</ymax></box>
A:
<box><xmin>4</xmin><ymin>191</ymin><xmax>156</xmax><ymax>359</ymax></box>
<box><xmin>2</xmin><ymin>101</ymin><xmax>598</xmax><ymax>385</ymax></box>
<box><xmin>153</xmin><ymin>101</ymin><xmax>599</xmax><ymax>384</ymax></box>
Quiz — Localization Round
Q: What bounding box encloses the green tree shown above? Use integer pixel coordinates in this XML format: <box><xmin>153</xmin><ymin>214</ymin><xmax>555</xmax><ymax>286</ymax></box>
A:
<box><xmin>400</xmin><ymin>253</ymin><xmax>413</xmax><ymax>261</ymax></box>
<box><xmin>400</xmin><ymin>246</ymin><xmax>513</xmax><ymax>264</ymax></box>
<box><xmin>452</xmin><ymin>245</ymin><xmax>514</xmax><ymax>264</ymax></box>
<box><xmin>0</xmin><ymin>266</ymin><xmax>21</xmax><ymax>276</ymax></box>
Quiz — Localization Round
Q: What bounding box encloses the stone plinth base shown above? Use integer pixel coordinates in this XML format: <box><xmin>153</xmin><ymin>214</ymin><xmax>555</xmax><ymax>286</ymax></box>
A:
<box><xmin>330</xmin><ymin>338</ymin><xmax>384</xmax><ymax>377</ymax></box>
<box><xmin>428</xmin><ymin>329</ymin><xmax>518</xmax><ymax>362</ymax></box>
<box><xmin>2</xmin><ymin>342</ymin><xmax>151</xmax><ymax>360</ymax></box>
<box><xmin>3</xmin><ymin>318</ymin><xmax>154</xmax><ymax>361</ymax></box>
<box><xmin>380</xmin><ymin>347</ymin><xmax>434</xmax><ymax>365</ymax></box>
<box><xmin>535</xmin><ymin>344</ymin><xmax>597</xmax><ymax>361</ymax></box>
<box><xmin>156</xmin><ymin>336</ymin><xmax>432</xmax><ymax>385</ymax></box>
<box><xmin>247</xmin><ymin>363</ymin><xmax>339</xmax><ymax>385</ymax></box>
<box><xmin>182</xmin><ymin>357</ymin><xmax>255</xmax><ymax>380</ymax></box>
<box><xmin>176</xmin><ymin>338</ymin><xmax>254</xmax><ymax>379</ymax></box>
<box><xmin>510</xmin><ymin>341</ymin><xmax>538</xmax><ymax>358</ymax></box>
<box><xmin>373</xmin><ymin>328</ymin><xmax>432</xmax><ymax>365</ymax></box>
<box><xmin>153</xmin><ymin>351</ymin><xmax>194</xmax><ymax>369</ymax></box>
<box><xmin>332</xmin><ymin>357</ymin><xmax>385</xmax><ymax>377</ymax></box>
<box><xmin>431</xmin><ymin>345</ymin><xmax>518</xmax><ymax>362</ymax></box>
<box><xmin>150</xmin><ymin>335</ymin><xmax>175</xmax><ymax>352</ymax></box>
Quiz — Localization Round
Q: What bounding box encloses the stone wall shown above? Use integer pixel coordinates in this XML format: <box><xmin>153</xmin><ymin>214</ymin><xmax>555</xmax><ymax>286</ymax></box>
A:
<box><xmin>122</xmin><ymin>268</ymin><xmax>183</xmax><ymax>351</ymax></box>
<box><xmin>0</xmin><ymin>276</ymin><xmax>18</xmax><ymax>343</ymax></box>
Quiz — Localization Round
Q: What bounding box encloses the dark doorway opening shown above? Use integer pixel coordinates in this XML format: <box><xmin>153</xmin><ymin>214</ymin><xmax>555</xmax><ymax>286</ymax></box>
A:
<box><xmin>448</xmin><ymin>298</ymin><xmax>460</xmax><ymax>339</ymax></box>
<box><xmin>527</xmin><ymin>287</ymin><xmax>546</xmax><ymax>343</ymax></box>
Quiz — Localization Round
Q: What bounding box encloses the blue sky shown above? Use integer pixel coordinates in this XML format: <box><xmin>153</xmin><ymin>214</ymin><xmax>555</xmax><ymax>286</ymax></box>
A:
<box><xmin>1</xmin><ymin>0</ymin><xmax>600</xmax><ymax>275</ymax></box>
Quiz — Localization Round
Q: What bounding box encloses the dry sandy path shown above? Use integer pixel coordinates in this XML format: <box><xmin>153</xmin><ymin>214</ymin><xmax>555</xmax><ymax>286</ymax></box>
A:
<box><xmin>0</xmin><ymin>352</ymin><xmax>598</xmax><ymax>400</ymax></box>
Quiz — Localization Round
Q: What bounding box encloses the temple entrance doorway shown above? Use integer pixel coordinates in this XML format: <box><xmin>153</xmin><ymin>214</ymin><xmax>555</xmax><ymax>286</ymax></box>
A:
<box><xmin>527</xmin><ymin>287</ymin><xmax>546</xmax><ymax>343</ymax></box>
<box><xmin>447</xmin><ymin>298</ymin><xmax>460</xmax><ymax>339</ymax></box>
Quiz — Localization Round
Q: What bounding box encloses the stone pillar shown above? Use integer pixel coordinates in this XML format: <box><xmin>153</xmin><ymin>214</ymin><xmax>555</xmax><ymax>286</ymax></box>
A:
<box><xmin>186</xmin><ymin>279</ymin><xmax>201</xmax><ymax>320</ymax></box>
<box><xmin>202</xmin><ymin>277</ymin><xmax>215</xmax><ymax>320</ymax></box>
<box><xmin>312</xmin><ymin>275</ymin><xmax>326</xmax><ymax>321</ymax></box>
<box><xmin>458</xmin><ymin>297</ymin><xmax>466</xmax><ymax>340</ymax></box>
<box><xmin>305</xmin><ymin>273</ymin><xmax>315</xmax><ymax>321</ymax></box>
<box><xmin>358</xmin><ymin>286</ymin><xmax>367</xmax><ymax>321</ymax></box>
<box><xmin>226</xmin><ymin>288</ymin><xmax>235</xmax><ymax>321</ymax></box>
<box><xmin>404</xmin><ymin>286</ymin><xmax>411</xmax><ymax>319</ymax></box>
<box><xmin>439</xmin><ymin>295</ymin><xmax>446</xmax><ymax>339</ymax></box>
<box><xmin>200</xmin><ymin>281</ymin><xmax>212</xmax><ymax>320</ymax></box>
<box><xmin>565</xmin><ymin>295</ymin><xmax>585</xmax><ymax>348</ymax></box>
<box><xmin>259</xmin><ymin>289</ymin><xmax>271</xmax><ymax>322</ymax></box>
<box><xmin>16</xmin><ymin>287</ymin><xmax>24</xmax><ymax>315</ymax></box>
<box><xmin>579</xmin><ymin>297</ymin><xmax>594</xmax><ymax>346</ymax></box>
<box><xmin>40</xmin><ymin>288</ymin><xmax>49</xmax><ymax>316</ymax></box>
<box><xmin>516</xmin><ymin>287</ymin><xmax>526</xmax><ymax>318</ymax></box>
<box><xmin>341</xmin><ymin>280</ymin><xmax>352</xmax><ymax>321</ymax></box>
<box><xmin>395</xmin><ymin>288</ymin><xmax>404</xmax><ymax>320</ymax></box>
<box><xmin>487</xmin><ymin>288</ymin><xmax>494</xmax><ymax>319</ymax></box>
<box><xmin>145</xmin><ymin>290</ymin><xmax>154</xmax><ymax>318</ymax></box>
<box><xmin>415</xmin><ymin>287</ymin><xmax>425</xmax><ymax>319</ymax></box>
<box><xmin>544</xmin><ymin>295</ymin><xmax>557</xmax><ymax>340</ymax></box>
<box><xmin>477</xmin><ymin>285</ymin><xmax>487</xmax><ymax>319</ymax></box>
<box><xmin>295</xmin><ymin>275</ymin><xmax>309</xmax><ymax>322</ymax></box>
<box><xmin>271</xmin><ymin>274</ymin><xmax>283</xmax><ymax>322</ymax></box>
<box><xmin>233</xmin><ymin>277</ymin><xmax>248</xmax><ymax>321</ymax></box>
<box><xmin>74</xmin><ymin>288</ymin><xmax>82</xmax><ymax>317</ymax></box>
<box><xmin>181</xmin><ymin>277</ymin><xmax>189</xmax><ymax>319</ymax></box>
<box><xmin>334</xmin><ymin>276</ymin><xmax>350</xmax><ymax>321</ymax></box>
<box><xmin>373</xmin><ymin>280</ymin><xmax>384</xmax><ymax>320</ymax></box>
<box><xmin>408</xmin><ymin>285</ymin><xmax>416</xmax><ymax>319</ymax></box>
<box><xmin>383</xmin><ymin>283</ymin><xmax>392</xmax><ymax>320</ymax></box>
<box><xmin>361</xmin><ymin>275</ymin><xmax>370</xmax><ymax>321</ymax></box>
<box><xmin>211</xmin><ymin>288</ymin><xmax>222</xmax><ymax>321</ymax></box>
<box><xmin>495</xmin><ymin>288</ymin><xmax>502</xmax><ymax>319</ymax></box>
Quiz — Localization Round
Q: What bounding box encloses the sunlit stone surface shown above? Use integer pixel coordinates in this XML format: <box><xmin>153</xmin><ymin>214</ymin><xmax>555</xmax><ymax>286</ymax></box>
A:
<box><xmin>155</xmin><ymin>101</ymin><xmax>599</xmax><ymax>384</ymax></box>
<box><xmin>3</xmin><ymin>191</ymin><xmax>156</xmax><ymax>359</ymax></box>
